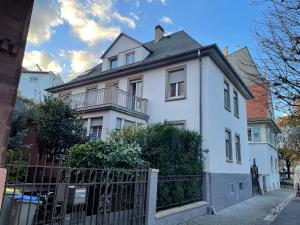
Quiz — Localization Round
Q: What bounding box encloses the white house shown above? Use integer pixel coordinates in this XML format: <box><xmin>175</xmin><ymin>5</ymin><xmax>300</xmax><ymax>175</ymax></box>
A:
<box><xmin>47</xmin><ymin>26</ymin><xmax>254</xmax><ymax>211</ymax></box>
<box><xmin>18</xmin><ymin>65</ymin><xmax>63</xmax><ymax>102</ymax></box>
<box><xmin>227</xmin><ymin>47</ymin><xmax>281</xmax><ymax>193</ymax></box>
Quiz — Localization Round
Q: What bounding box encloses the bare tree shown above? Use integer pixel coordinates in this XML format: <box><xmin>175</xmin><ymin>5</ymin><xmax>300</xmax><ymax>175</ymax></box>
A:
<box><xmin>254</xmin><ymin>0</ymin><xmax>300</xmax><ymax>116</ymax></box>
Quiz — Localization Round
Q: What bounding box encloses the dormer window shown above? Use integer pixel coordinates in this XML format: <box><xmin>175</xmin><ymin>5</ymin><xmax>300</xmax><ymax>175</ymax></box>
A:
<box><xmin>109</xmin><ymin>56</ymin><xmax>118</xmax><ymax>69</ymax></box>
<box><xmin>125</xmin><ymin>52</ymin><xmax>135</xmax><ymax>65</ymax></box>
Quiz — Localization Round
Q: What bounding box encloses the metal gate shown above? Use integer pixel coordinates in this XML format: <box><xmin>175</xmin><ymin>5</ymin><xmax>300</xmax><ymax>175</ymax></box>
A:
<box><xmin>0</xmin><ymin>153</ymin><xmax>148</xmax><ymax>225</ymax></box>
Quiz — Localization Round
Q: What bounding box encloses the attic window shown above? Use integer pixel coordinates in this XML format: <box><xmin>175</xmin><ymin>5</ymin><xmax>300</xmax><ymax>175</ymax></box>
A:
<box><xmin>125</xmin><ymin>52</ymin><xmax>135</xmax><ymax>65</ymax></box>
<box><xmin>109</xmin><ymin>57</ymin><xmax>118</xmax><ymax>69</ymax></box>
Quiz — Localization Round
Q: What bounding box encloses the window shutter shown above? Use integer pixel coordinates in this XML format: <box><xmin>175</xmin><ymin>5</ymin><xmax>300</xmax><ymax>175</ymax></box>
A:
<box><xmin>169</xmin><ymin>69</ymin><xmax>185</xmax><ymax>84</ymax></box>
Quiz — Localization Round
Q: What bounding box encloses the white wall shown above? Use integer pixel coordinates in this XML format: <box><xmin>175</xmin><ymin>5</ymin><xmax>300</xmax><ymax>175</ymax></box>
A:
<box><xmin>54</xmin><ymin>56</ymin><xmax>251</xmax><ymax>176</ymax></box>
<box><xmin>249</xmin><ymin>143</ymin><xmax>280</xmax><ymax>191</ymax></box>
<box><xmin>202</xmin><ymin>56</ymin><xmax>250</xmax><ymax>174</ymax></box>
<box><xmin>19</xmin><ymin>72</ymin><xmax>63</xmax><ymax>102</ymax></box>
<box><xmin>102</xmin><ymin>35</ymin><xmax>150</xmax><ymax>71</ymax></box>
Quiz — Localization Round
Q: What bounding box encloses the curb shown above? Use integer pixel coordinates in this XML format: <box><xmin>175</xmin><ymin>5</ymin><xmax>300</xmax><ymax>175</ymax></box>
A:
<box><xmin>262</xmin><ymin>192</ymin><xmax>294</xmax><ymax>222</ymax></box>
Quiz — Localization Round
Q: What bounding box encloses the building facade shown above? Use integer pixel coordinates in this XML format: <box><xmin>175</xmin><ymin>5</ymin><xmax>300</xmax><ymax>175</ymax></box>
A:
<box><xmin>18</xmin><ymin>66</ymin><xmax>63</xmax><ymax>102</ymax></box>
<box><xmin>227</xmin><ymin>47</ymin><xmax>281</xmax><ymax>193</ymax></box>
<box><xmin>47</xmin><ymin>26</ymin><xmax>253</xmax><ymax>210</ymax></box>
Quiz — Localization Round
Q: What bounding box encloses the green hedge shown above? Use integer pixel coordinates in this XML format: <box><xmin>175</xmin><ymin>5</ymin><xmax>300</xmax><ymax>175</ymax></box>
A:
<box><xmin>68</xmin><ymin>140</ymin><xmax>144</xmax><ymax>169</ymax></box>
<box><xmin>109</xmin><ymin>122</ymin><xmax>203</xmax><ymax>175</ymax></box>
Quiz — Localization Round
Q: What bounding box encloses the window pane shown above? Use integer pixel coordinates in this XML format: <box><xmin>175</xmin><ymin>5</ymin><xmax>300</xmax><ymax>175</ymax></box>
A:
<box><xmin>225</xmin><ymin>130</ymin><xmax>232</xmax><ymax>161</ymax></box>
<box><xmin>234</xmin><ymin>91</ymin><xmax>239</xmax><ymax>116</ymax></box>
<box><xmin>126</xmin><ymin>53</ymin><xmax>135</xmax><ymax>65</ymax></box>
<box><xmin>178</xmin><ymin>81</ymin><xmax>185</xmax><ymax>96</ymax></box>
<box><xmin>116</xmin><ymin>118</ymin><xmax>122</xmax><ymax>129</ymax></box>
<box><xmin>235</xmin><ymin>135</ymin><xmax>241</xmax><ymax>162</ymax></box>
<box><xmin>224</xmin><ymin>82</ymin><xmax>230</xmax><ymax>109</ymax></box>
<box><xmin>253</xmin><ymin>127</ymin><xmax>260</xmax><ymax>142</ymax></box>
<box><xmin>90</xmin><ymin>126</ymin><xmax>102</xmax><ymax>140</ymax></box>
<box><xmin>169</xmin><ymin>83</ymin><xmax>176</xmax><ymax>97</ymax></box>
<box><xmin>110</xmin><ymin>58</ymin><xmax>117</xmax><ymax>69</ymax></box>
<box><xmin>171</xmin><ymin>122</ymin><xmax>185</xmax><ymax>129</ymax></box>
<box><xmin>248</xmin><ymin>129</ymin><xmax>252</xmax><ymax>141</ymax></box>
<box><xmin>124</xmin><ymin>119</ymin><xmax>135</xmax><ymax>127</ymax></box>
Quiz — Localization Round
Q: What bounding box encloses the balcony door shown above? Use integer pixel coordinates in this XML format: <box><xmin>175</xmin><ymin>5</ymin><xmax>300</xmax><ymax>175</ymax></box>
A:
<box><xmin>86</xmin><ymin>86</ymin><xmax>97</xmax><ymax>107</ymax></box>
<box><xmin>129</xmin><ymin>79</ymin><xmax>142</xmax><ymax>111</ymax></box>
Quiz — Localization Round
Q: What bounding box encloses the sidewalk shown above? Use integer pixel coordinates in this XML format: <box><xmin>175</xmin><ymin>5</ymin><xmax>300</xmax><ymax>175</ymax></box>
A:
<box><xmin>185</xmin><ymin>189</ymin><xmax>293</xmax><ymax>225</ymax></box>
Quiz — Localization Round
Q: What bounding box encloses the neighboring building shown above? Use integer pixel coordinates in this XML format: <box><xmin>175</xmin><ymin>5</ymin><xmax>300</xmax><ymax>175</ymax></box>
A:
<box><xmin>227</xmin><ymin>47</ymin><xmax>281</xmax><ymax>192</ymax></box>
<box><xmin>47</xmin><ymin>25</ymin><xmax>253</xmax><ymax>211</ymax></box>
<box><xmin>18</xmin><ymin>65</ymin><xmax>63</xmax><ymax>103</ymax></box>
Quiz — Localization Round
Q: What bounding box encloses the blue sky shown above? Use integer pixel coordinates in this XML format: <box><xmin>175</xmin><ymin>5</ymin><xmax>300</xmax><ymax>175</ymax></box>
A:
<box><xmin>23</xmin><ymin>0</ymin><xmax>268</xmax><ymax>81</ymax></box>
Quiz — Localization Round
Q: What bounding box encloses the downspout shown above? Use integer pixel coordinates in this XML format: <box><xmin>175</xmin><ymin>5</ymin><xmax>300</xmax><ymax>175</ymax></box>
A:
<box><xmin>198</xmin><ymin>49</ymin><xmax>214</xmax><ymax>213</ymax></box>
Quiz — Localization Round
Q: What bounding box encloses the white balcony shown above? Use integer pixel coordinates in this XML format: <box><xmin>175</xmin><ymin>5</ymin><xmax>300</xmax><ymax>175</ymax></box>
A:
<box><xmin>65</xmin><ymin>86</ymin><xmax>148</xmax><ymax>116</ymax></box>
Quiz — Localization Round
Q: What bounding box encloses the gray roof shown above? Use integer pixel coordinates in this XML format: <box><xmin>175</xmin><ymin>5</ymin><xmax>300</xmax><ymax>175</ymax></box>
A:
<box><xmin>68</xmin><ymin>31</ymin><xmax>201</xmax><ymax>84</ymax></box>
<box><xmin>226</xmin><ymin>47</ymin><xmax>264</xmax><ymax>86</ymax></box>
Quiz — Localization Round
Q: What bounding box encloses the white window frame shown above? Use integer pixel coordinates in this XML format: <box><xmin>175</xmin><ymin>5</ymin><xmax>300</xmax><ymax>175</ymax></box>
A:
<box><xmin>109</xmin><ymin>56</ymin><xmax>118</xmax><ymax>69</ymax></box>
<box><xmin>169</xmin><ymin>120</ymin><xmax>186</xmax><ymax>129</ymax></box>
<box><xmin>233</xmin><ymin>90</ymin><xmax>239</xmax><ymax>117</ymax></box>
<box><xmin>225</xmin><ymin>128</ymin><xmax>233</xmax><ymax>162</ymax></box>
<box><xmin>125</xmin><ymin>52</ymin><xmax>135</xmax><ymax>65</ymax></box>
<box><xmin>224</xmin><ymin>81</ymin><xmax>230</xmax><ymax>111</ymax></box>
<box><xmin>165</xmin><ymin>66</ymin><xmax>187</xmax><ymax>101</ymax></box>
<box><xmin>235</xmin><ymin>133</ymin><xmax>241</xmax><ymax>163</ymax></box>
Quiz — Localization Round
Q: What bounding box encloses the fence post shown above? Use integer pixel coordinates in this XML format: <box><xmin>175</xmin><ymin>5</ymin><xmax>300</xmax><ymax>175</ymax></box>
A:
<box><xmin>0</xmin><ymin>168</ymin><xmax>6</xmax><ymax>209</ymax></box>
<box><xmin>145</xmin><ymin>168</ymin><xmax>159</xmax><ymax>225</ymax></box>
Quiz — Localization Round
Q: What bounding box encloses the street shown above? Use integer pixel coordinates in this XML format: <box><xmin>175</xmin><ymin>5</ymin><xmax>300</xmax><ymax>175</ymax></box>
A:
<box><xmin>271</xmin><ymin>199</ymin><xmax>300</xmax><ymax>225</ymax></box>
<box><xmin>186</xmin><ymin>189</ymin><xmax>294</xmax><ymax>225</ymax></box>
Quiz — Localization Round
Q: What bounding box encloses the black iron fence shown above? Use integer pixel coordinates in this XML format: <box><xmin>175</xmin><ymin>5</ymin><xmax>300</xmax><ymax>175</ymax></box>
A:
<box><xmin>156</xmin><ymin>174</ymin><xmax>203</xmax><ymax>211</ymax></box>
<box><xmin>0</xmin><ymin>153</ymin><xmax>148</xmax><ymax>225</ymax></box>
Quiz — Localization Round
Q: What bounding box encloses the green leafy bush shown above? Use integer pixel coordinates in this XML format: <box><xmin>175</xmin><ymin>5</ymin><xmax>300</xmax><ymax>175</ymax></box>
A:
<box><xmin>109</xmin><ymin>122</ymin><xmax>203</xmax><ymax>175</ymax></box>
<box><xmin>37</xmin><ymin>96</ymin><xmax>88</xmax><ymax>156</ymax></box>
<box><xmin>68</xmin><ymin>140</ymin><xmax>144</xmax><ymax>169</ymax></box>
<box><xmin>109</xmin><ymin>122</ymin><xmax>203</xmax><ymax>208</ymax></box>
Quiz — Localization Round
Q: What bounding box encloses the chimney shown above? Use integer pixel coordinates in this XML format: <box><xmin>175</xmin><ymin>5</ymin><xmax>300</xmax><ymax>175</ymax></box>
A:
<box><xmin>154</xmin><ymin>25</ymin><xmax>164</xmax><ymax>43</ymax></box>
<box><xmin>223</xmin><ymin>47</ymin><xmax>228</xmax><ymax>56</ymax></box>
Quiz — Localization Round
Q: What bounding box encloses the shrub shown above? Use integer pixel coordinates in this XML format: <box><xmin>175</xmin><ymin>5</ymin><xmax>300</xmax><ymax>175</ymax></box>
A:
<box><xmin>109</xmin><ymin>122</ymin><xmax>203</xmax><ymax>208</ymax></box>
<box><xmin>37</xmin><ymin>96</ymin><xmax>88</xmax><ymax>156</ymax></box>
<box><xmin>68</xmin><ymin>140</ymin><xmax>145</xmax><ymax>169</ymax></box>
<box><xmin>109</xmin><ymin>122</ymin><xmax>203</xmax><ymax>175</ymax></box>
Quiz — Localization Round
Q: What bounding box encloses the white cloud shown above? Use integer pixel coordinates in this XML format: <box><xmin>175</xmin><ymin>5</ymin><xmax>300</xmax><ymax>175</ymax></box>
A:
<box><xmin>113</xmin><ymin>12</ymin><xmax>136</xmax><ymax>29</ymax></box>
<box><xmin>130</xmin><ymin>12</ymin><xmax>140</xmax><ymax>21</ymax></box>
<box><xmin>27</xmin><ymin>0</ymin><xmax>63</xmax><ymax>45</ymax></box>
<box><xmin>60</xmin><ymin>50</ymin><xmax>99</xmax><ymax>80</ymax></box>
<box><xmin>160</xmin><ymin>16</ymin><xmax>172</xmax><ymax>25</ymax></box>
<box><xmin>23</xmin><ymin>51</ymin><xmax>62</xmax><ymax>73</ymax></box>
<box><xmin>59</xmin><ymin>0</ymin><xmax>120</xmax><ymax>45</ymax></box>
<box><xmin>160</xmin><ymin>0</ymin><xmax>167</xmax><ymax>5</ymax></box>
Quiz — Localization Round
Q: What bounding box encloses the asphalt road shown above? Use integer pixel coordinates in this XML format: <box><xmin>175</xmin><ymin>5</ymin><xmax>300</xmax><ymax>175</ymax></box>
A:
<box><xmin>271</xmin><ymin>199</ymin><xmax>300</xmax><ymax>225</ymax></box>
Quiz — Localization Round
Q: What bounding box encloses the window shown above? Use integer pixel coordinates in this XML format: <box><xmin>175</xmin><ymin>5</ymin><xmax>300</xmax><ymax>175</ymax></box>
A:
<box><xmin>229</xmin><ymin>183</ymin><xmax>234</xmax><ymax>193</ymax></box>
<box><xmin>90</xmin><ymin>117</ymin><xmax>102</xmax><ymax>140</ymax></box>
<box><xmin>29</xmin><ymin>77</ymin><xmax>38</xmax><ymax>82</ymax></box>
<box><xmin>233</xmin><ymin>91</ymin><xmax>239</xmax><ymax>117</ymax></box>
<box><xmin>116</xmin><ymin>117</ymin><xmax>122</xmax><ymax>130</ymax></box>
<box><xmin>248</xmin><ymin>128</ymin><xmax>252</xmax><ymax>142</ymax></box>
<box><xmin>225</xmin><ymin>129</ymin><xmax>233</xmax><ymax>162</ymax></box>
<box><xmin>166</xmin><ymin>68</ymin><xmax>186</xmax><ymax>100</ymax></box>
<box><xmin>170</xmin><ymin>121</ymin><xmax>186</xmax><ymax>129</ymax></box>
<box><xmin>125</xmin><ymin>52</ymin><xmax>135</xmax><ymax>65</ymax></box>
<box><xmin>239</xmin><ymin>182</ymin><xmax>244</xmax><ymax>190</ymax></box>
<box><xmin>253</xmin><ymin>127</ymin><xmax>261</xmax><ymax>142</ymax></box>
<box><xmin>123</xmin><ymin>119</ymin><xmax>135</xmax><ymax>128</ymax></box>
<box><xmin>109</xmin><ymin>57</ymin><xmax>118</xmax><ymax>69</ymax></box>
<box><xmin>129</xmin><ymin>79</ymin><xmax>143</xmax><ymax>111</ymax></box>
<box><xmin>235</xmin><ymin>134</ymin><xmax>241</xmax><ymax>163</ymax></box>
<box><xmin>224</xmin><ymin>81</ymin><xmax>230</xmax><ymax>110</ymax></box>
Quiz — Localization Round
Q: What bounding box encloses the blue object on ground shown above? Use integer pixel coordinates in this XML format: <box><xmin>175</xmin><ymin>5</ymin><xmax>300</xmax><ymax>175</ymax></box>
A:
<box><xmin>13</xmin><ymin>194</ymin><xmax>39</xmax><ymax>203</ymax></box>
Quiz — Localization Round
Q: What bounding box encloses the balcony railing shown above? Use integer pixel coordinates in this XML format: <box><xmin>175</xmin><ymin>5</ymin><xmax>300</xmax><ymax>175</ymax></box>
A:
<box><xmin>65</xmin><ymin>87</ymin><xmax>148</xmax><ymax>114</ymax></box>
